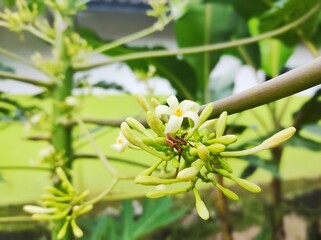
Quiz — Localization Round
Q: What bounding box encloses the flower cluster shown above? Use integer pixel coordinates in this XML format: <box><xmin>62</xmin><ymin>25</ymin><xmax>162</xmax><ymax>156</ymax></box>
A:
<box><xmin>113</xmin><ymin>95</ymin><xmax>296</xmax><ymax>220</ymax></box>
<box><xmin>23</xmin><ymin>167</ymin><xmax>93</xmax><ymax>239</ymax></box>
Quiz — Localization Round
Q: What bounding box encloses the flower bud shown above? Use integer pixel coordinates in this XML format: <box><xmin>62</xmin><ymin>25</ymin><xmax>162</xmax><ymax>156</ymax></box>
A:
<box><xmin>146</xmin><ymin>111</ymin><xmax>165</xmax><ymax>136</ymax></box>
<box><xmin>71</xmin><ymin>219</ymin><xmax>83</xmax><ymax>238</ymax></box>
<box><xmin>261</xmin><ymin>127</ymin><xmax>296</xmax><ymax>149</ymax></box>
<box><xmin>215</xmin><ymin>183</ymin><xmax>239</xmax><ymax>201</ymax></box>
<box><xmin>136</xmin><ymin>95</ymin><xmax>150</xmax><ymax>112</ymax></box>
<box><xmin>177</xmin><ymin>166</ymin><xmax>200</xmax><ymax>181</ymax></box>
<box><xmin>45</xmin><ymin>186</ymin><xmax>67</xmax><ymax>196</ymax></box>
<box><xmin>214</xmin><ymin>168</ymin><xmax>230</xmax><ymax>177</ymax></box>
<box><xmin>207</xmin><ymin>143</ymin><xmax>226</xmax><ymax>153</ymax></box>
<box><xmin>193</xmin><ymin>188</ymin><xmax>209</xmax><ymax>220</ymax></box>
<box><xmin>121</xmin><ymin>122</ymin><xmax>143</xmax><ymax>147</ymax></box>
<box><xmin>126</xmin><ymin>117</ymin><xmax>150</xmax><ymax>136</ymax></box>
<box><xmin>55</xmin><ymin>167</ymin><xmax>73</xmax><ymax>191</ymax></box>
<box><xmin>208</xmin><ymin>135</ymin><xmax>237</xmax><ymax>145</ymax></box>
<box><xmin>232</xmin><ymin>177</ymin><xmax>261</xmax><ymax>193</ymax></box>
<box><xmin>23</xmin><ymin>205</ymin><xmax>58</xmax><ymax>214</ymax></box>
<box><xmin>189</xmin><ymin>147</ymin><xmax>198</xmax><ymax>157</ymax></box>
<box><xmin>197</xmin><ymin>145</ymin><xmax>211</xmax><ymax>162</ymax></box>
<box><xmin>172</xmin><ymin>157</ymin><xmax>180</xmax><ymax>169</ymax></box>
<box><xmin>216</xmin><ymin>111</ymin><xmax>228</xmax><ymax>137</ymax></box>
<box><xmin>199</xmin><ymin>103</ymin><xmax>214</xmax><ymax>127</ymax></box>
<box><xmin>57</xmin><ymin>219</ymin><xmax>70</xmax><ymax>240</ymax></box>
<box><xmin>150</xmin><ymin>97</ymin><xmax>161</xmax><ymax>109</ymax></box>
<box><xmin>218</xmin><ymin>158</ymin><xmax>233</xmax><ymax>173</ymax></box>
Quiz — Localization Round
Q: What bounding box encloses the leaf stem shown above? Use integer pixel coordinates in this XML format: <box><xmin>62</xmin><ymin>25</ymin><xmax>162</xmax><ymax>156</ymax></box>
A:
<box><xmin>74</xmin><ymin>5</ymin><xmax>319</xmax><ymax>71</ymax></box>
<box><xmin>0</xmin><ymin>166</ymin><xmax>52</xmax><ymax>171</ymax></box>
<box><xmin>24</xmin><ymin>25</ymin><xmax>55</xmax><ymax>45</ymax></box>
<box><xmin>0</xmin><ymin>216</ymin><xmax>35</xmax><ymax>223</ymax></box>
<box><xmin>0</xmin><ymin>70</ymin><xmax>53</xmax><ymax>88</ymax></box>
<box><xmin>0</xmin><ymin>47</ymin><xmax>36</xmax><ymax>68</ymax></box>
<box><xmin>86</xmin><ymin>177</ymin><xmax>118</xmax><ymax>205</ymax></box>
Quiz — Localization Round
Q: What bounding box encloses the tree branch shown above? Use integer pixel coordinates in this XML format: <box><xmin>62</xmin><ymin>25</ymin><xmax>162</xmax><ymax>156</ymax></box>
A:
<box><xmin>204</xmin><ymin>56</ymin><xmax>321</xmax><ymax>118</ymax></box>
<box><xmin>74</xmin><ymin>5</ymin><xmax>319</xmax><ymax>71</ymax></box>
<box><xmin>0</xmin><ymin>70</ymin><xmax>53</xmax><ymax>88</ymax></box>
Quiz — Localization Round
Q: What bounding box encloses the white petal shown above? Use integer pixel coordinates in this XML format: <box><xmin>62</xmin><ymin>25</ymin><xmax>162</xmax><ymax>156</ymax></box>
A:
<box><xmin>180</xmin><ymin>100</ymin><xmax>200</xmax><ymax>113</ymax></box>
<box><xmin>166</xmin><ymin>95</ymin><xmax>179</xmax><ymax>111</ymax></box>
<box><xmin>155</xmin><ymin>105</ymin><xmax>171</xmax><ymax>117</ymax></box>
<box><xmin>165</xmin><ymin>115</ymin><xmax>183</xmax><ymax>134</ymax></box>
<box><xmin>183</xmin><ymin>111</ymin><xmax>200</xmax><ymax>130</ymax></box>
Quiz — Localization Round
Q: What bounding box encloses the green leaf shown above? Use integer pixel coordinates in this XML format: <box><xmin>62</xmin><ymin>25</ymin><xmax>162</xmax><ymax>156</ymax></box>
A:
<box><xmin>232</xmin><ymin>0</ymin><xmax>270</xmax><ymax>20</ymax></box>
<box><xmin>287</xmin><ymin>134</ymin><xmax>321</xmax><ymax>151</ymax></box>
<box><xmin>303</xmin><ymin>124</ymin><xmax>321</xmax><ymax>138</ymax></box>
<box><xmin>174</xmin><ymin>0</ymin><xmax>237</xmax><ymax>102</ymax></box>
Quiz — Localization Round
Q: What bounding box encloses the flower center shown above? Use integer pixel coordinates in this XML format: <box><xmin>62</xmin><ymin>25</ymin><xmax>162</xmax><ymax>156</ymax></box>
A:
<box><xmin>117</xmin><ymin>138</ymin><xmax>123</xmax><ymax>144</ymax></box>
<box><xmin>174</xmin><ymin>108</ymin><xmax>183</xmax><ymax>117</ymax></box>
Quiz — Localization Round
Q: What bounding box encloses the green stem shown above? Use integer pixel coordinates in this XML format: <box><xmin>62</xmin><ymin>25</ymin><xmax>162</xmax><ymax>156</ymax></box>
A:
<box><xmin>75</xmin><ymin>116</ymin><xmax>117</xmax><ymax>176</ymax></box>
<box><xmin>0</xmin><ymin>216</ymin><xmax>35</xmax><ymax>223</ymax></box>
<box><xmin>24</xmin><ymin>25</ymin><xmax>55</xmax><ymax>45</ymax></box>
<box><xmin>0</xmin><ymin>47</ymin><xmax>36</xmax><ymax>68</ymax></box>
<box><xmin>0</xmin><ymin>166</ymin><xmax>51</xmax><ymax>171</ymax></box>
<box><xmin>0</xmin><ymin>70</ymin><xmax>53</xmax><ymax>88</ymax></box>
<box><xmin>91</xmin><ymin>17</ymin><xmax>172</xmax><ymax>55</ymax></box>
<box><xmin>86</xmin><ymin>177</ymin><xmax>118</xmax><ymax>205</ymax></box>
<box><xmin>75</xmin><ymin>5</ymin><xmax>319</xmax><ymax>71</ymax></box>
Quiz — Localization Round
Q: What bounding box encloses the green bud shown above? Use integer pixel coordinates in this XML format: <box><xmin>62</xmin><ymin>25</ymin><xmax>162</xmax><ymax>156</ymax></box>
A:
<box><xmin>121</xmin><ymin>122</ymin><xmax>143</xmax><ymax>147</ymax></box>
<box><xmin>73</xmin><ymin>190</ymin><xmax>90</xmax><ymax>202</ymax></box>
<box><xmin>208</xmin><ymin>134</ymin><xmax>237</xmax><ymax>145</ymax></box>
<box><xmin>214</xmin><ymin>168</ymin><xmax>230</xmax><ymax>177</ymax></box>
<box><xmin>218</xmin><ymin>158</ymin><xmax>233</xmax><ymax>173</ymax></box>
<box><xmin>126</xmin><ymin>117</ymin><xmax>151</xmax><ymax>136</ymax></box>
<box><xmin>136</xmin><ymin>95</ymin><xmax>150</xmax><ymax>112</ymax></box>
<box><xmin>193</xmin><ymin>188</ymin><xmax>209</xmax><ymax>220</ymax></box>
<box><xmin>71</xmin><ymin>218</ymin><xmax>83</xmax><ymax>238</ymax></box>
<box><xmin>23</xmin><ymin>205</ymin><xmax>58</xmax><ymax>214</ymax></box>
<box><xmin>199</xmin><ymin>119</ymin><xmax>217</xmax><ymax>131</ymax></box>
<box><xmin>172</xmin><ymin>157</ymin><xmax>180</xmax><ymax>169</ymax></box>
<box><xmin>232</xmin><ymin>177</ymin><xmax>261</xmax><ymax>193</ymax></box>
<box><xmin>216</xmin><ymin>111</ymin><xmax>228</xmax><ymax>137</ymax></box>
<box><xmin>189</xmin><ymin>147</ymin><xmax>198</xmax><ymax>157</ymax></box>
<box><xmin>57</xmin><ymin>219</ymin><xmax>70</xmax><ymax>240</ymax></box>
<box><xmin>215</xmin><ymin>183</ymin><xmax>239</xmax><ymax>201</ymax></box>
<box><xmin>146</xmin><ymin>111</ymin><xmax>165</xmax><ymax>136</ymax></box>
<box><xmin>56</xmin><ymin>167</ymin><xmax>74</xmax><ymax>192</ymax></box>
<box><xmin>135</xmin><ymin>175</ymin><xmax>180</xmax><ymax>185</ymax></box>
<box><xmin>261</xmin><ymin>127</ymin><xmax>296</xmax><ymax>149</ymax></box>
<box><xmin>197</xmin><ymin>145</ymin><xmax>211</xmax><ymax>162</ymax></box>
<box><xmin>207</xmin><ymin>143</ymin><xmax>226</xmax><ymax>153</ymax></box>
<box><xmin>150</xmin><ymin>97</ymin><xmax>161</xmax><ymax>109</ymax></box>
<box><xmin>199</xmin><ymin>103</ymin><xmax>214</xmax><ymax>127</ymax></box>
<box><xmin>45</xmin><ymin>186</ymin><xmax>67</xmax><ymax>197</ymax></box>
<box><xmin>177</xmin><ymin>166</ymin><xmax>200</xmax><ymax>181</ymax></box>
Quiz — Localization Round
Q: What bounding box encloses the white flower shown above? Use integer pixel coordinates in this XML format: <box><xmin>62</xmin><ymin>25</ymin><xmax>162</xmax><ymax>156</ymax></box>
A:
<box><xmin>155</xmin><ymin>95</ymin><xmax>200</xmax><ymax>134</ymax></box>
<box><xmin>111</xmin><ymin>132</ymin><xmax>129</xmax><ymax>153</ymax></box>
<box><xmin>65</xmin><ymin>96</ymin><xmax>79</xmax><ymax>107</ymax></box>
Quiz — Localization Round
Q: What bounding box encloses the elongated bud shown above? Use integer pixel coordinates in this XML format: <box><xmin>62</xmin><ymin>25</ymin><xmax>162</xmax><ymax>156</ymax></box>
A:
<box><xmin>136</xmin><ymin>95</ymin><xmax>150</xmax><ymax>112</ymax></box>
<box><xmin>121</xmin><ymin>122</ymin><xmax>143</xmax><ymax>147</ymax></box>
<box><xmin>172</xmin><ymin>157</ymin><xmax>180</xmax><ymax>169</ymax></box>
<box><xmin>193</xmin><ymin>188</ymin><xmax>209</xmax><ymax>220</ymax></box>
<box><xmin>189</xmin><ymin>147</ymin><xmax>198</xmax><ymax>157</ymax></box>
<box><xmin>197</xmin><ymin>145</ymin><xmax>211</xmax><ymax>162</ymax></box>
<box><xmin>126</xmin><ymin>117</ymin><xmax>150</xmax><ymax>136</ymax></box>
<box><xmin>208</xmin><ymin>135</ymin><xmax>237</xmax><ymax>145</ymax></box>
<box><xmin>150</xmin><ymin>97</ymin><xmax>161</xmax><ymax>109</ymax></box>
<box><xmin>45</xmin><ymin>186</ymin><xmax>67</xmax><ymax>196</ymax></box>
<box><xmin>135</xmin><ymin>175</ymin><xmax>180</xmax><ymax>185</ymax></box>
<box><xmin>56</xmin><ymin>167</ymin><xmax>74</xmax><ymax>192</ymax></box>
<box><xmin>199</xmin><ymin>119</ymin><xmax>217</xmax><ymax>133</ymax></box>
<box><xmin>73</xmin><ymin>190</ymin><xmax>90</xmax><ymax>202</ymax></box>
<box><xmin>74</xmin><ymin>204</ymin><xmax>93</xmax><ymax>215</ymax></box>
<box><xmin>207</xmin><ymin>143</ymin><xmax>226</xmax><ymax>153</ymax></box>
<box><xmin>71</xmin><ymin>219</ymin><xmax>83</xmax><ymax>238</ymax></box>
<box><xmin>218</xmin><ymin>158</ymin><xmax>233</xmax><ymax>173</ymax></box>
<box><xmin>199</xmin><ymin>103</ymin><xmax>214</xmax><ymax>127</ymax></box>
<box><xmin>231</xmin><ymin>177</ymin><xmax>261</xmax><ymax>193</ymax></box>
<box><xmin>215</xmin><ymin>183</ymin><xmax>239</xmax><ymax>201</ymax></box>
<box><xmin>23</xmin><ymin>205</ymin><xmax>58</xmax><ymax>214</ymax></box>
<box><xmin>216</xmin><ymin>111</ymin><xmax>228</xmax><ymax>137</ymax></box>
<box><xmin>214</xmin><ymin>168</ymin><xmax>230</xmax><ymax>177</ymax></box>
<box><xmin>57</xmin><ymin>219</ymin><xmax>70</xmax><ymax>240</ymax></box>
<box><xmin>177</xmin><ymin>166</ymin><xmax>200</xmax><ymax>181</ymax></box>
<box><xmin>261</xmin><ymin>127</ymin><xmax>296</xmax><ymax>149</ymax></box>
<box><xmin>146</xmin><ymin>111</ymin><xmax>165</xmax><ymax>136</ymax></box>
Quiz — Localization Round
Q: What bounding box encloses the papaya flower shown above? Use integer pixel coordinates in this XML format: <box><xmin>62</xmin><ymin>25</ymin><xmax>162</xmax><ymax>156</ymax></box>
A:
<box><xmin>111</xmin><ymin>132</ymin><xmax>129</xmax><ymax>153</ymax></box>
<box><xmin>155</xmin><ymin>95</ymin><xmax>200</xmax><ymax>134</ymax></box>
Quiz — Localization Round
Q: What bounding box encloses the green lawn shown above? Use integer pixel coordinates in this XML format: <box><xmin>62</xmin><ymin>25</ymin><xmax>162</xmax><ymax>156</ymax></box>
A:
<box><xmin>0</xmin><ymin>95</ymin><xmax>320</xmax><ymax>206</ymax></box>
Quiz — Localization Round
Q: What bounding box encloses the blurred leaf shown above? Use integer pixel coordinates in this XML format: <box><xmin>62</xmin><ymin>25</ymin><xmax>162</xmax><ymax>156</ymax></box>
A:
<box><xmin>293</xmin><ymin>88</ymin><xmax>321</xmax><ymax>130</ymax></box>
<box><xmin>78</xmin><ymin>28</ymin><xmax>197</xmax><ymax>100</ymax></box>
<box><xmin>0</xmin><ymin>62</ymin><xmax>14</xmax><ymax>73</ymax></box>
<box><xmin>92</xmin><ymin>81</ymin><xmax>126</xmax><ymax>92</ymax></box>
<box><xmin>287</xmin><ymin>134</ymin><xmax>321</xmax><ymax>151</ymax></box>
<box><xmin>259</xmin><ymin>0</ymin><xmax>321</xmax><ymax>45</ymax></box>
<box><xmin>174</xmin><ymin>0</ymin><xmax>236</xmax><ymax>101</ymax></box>
<box><xmin>80</xmin><ymin>198</ymin><xmax>186</xmax><ymax>240</ymax></box>
<box><xmin>303</xmin><ymin>124</ymin><xmax>321</xmax><ymax>138</ymax></box>
<box><xmin>232</xmin><ymin>0</ymin><xmax>270</xmax><ymax>20</ymax></box>
<box><xmin>238</xmin><ymin>155</ymin><xmax>280</xmax><ymax>178</ymax></box>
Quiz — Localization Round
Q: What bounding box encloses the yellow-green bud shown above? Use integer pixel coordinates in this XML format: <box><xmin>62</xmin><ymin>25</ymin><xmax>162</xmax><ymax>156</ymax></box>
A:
<box><xmin>261</xmin><ymin>127</ymin><xmax>296</xmax><ymax>149</ymax></box>
<box><xmin>146</xmin><ymin>111</ymin><xmax>165</xmax><ymax>136</ymax></box>
<box><xmin>189</xmin><ymin>147</ymin><xmax>198</xmax><ymax>157</ymax></box>
<box><xmin>23</xmin><ymin>205</ymin><xmax>58</xmax><ymax>214</ymax></box>
<box><xmin>135</xmin><ymin>175</ymin><xmax>180</xmax><ymax>185</ymax></box>
<box><xmin>214</xmin><ymin>168</ymin><xmax>230</xmax><ymax>177</ymax></box>
<box><xmin>121</xmin><ymin>122</ymin><xmax>143</xmax><ymax>147</ymax></box>
<box><xmin>126</xmin><ymin>117</ymin><xmax>150</xmax><ymax>136</ymax></box>
<box><xmin>150</xmin><ymin>97</ymin><xmax>161</xmax><ymax>109</ymax></box>
<box><xmin>199</xmin><ymin>119</ymin><xmax>217</xmax><ymax>131</ymax></box>
<box><xmin>207</xmin><ymin>143</ymin><xmax>226</xmax><ymax>153</ymax></box>
<box><xmin>216</xmin><ymin>111</ymin><xmax>228</xmax><ymax>137</ymax></box>
<box><xmin>45</xmin><ymin>186</ymin><xmax>67</xmax><ymax>196</ymax></box>
<box><xmin>136</xmin><ymin>95</ymin><xmax>150</xmax><ymax>112</ymax></box>
<box><xmin>197</xmin><ymin>145</ymin><xmax>211</xmax><ymax>162</ymax></box>
<box><xmin>75</xmin><ymin>204</ymin><xmax>93</xmax><ymax>215</ymax></box>
<box><xmin>233</xmin><ymin>177</ymin><xmax>261</xmax><ymax>193</ymax></box>
<box><xmin>218</xmin><ymin>158</ymin><xmax>233</xmax><ymax>173</ymax></box>
<box><xmin>199</xmin><ymin>103</ymin><xmax>214</xmax><ymax>127</ymax></box>
<box><xmin>215</xmin><ymin>183</ymin><xmax>239</xmax><ymax>201</ymax></box>
<box><xmin>193</xmin><ymin>188</ymin><xmax>209</xmax><ymax>220</ymax></box>
<box><xmin>177</xmin><ymin>166</ymin><xmax>199</xmax><ymax>181</ymax></box>
<box><xmin>57</xmin><ymin>219</ymin><xmax>70</xmax><ymax>240</ymax></box>
<box><xmin>172</xmin><ymin>157</ymin><xmax>180</xmax><ymax>168</ymax></box>
<box><xmin>208</xmin><ymin>135</ymin><xmax>237</xmax><ymax>145</ymax></box>
<box><xmin>71</xmin><ymin>219</ymin><xmax>83</xmax><ymax>238</ymax></box>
